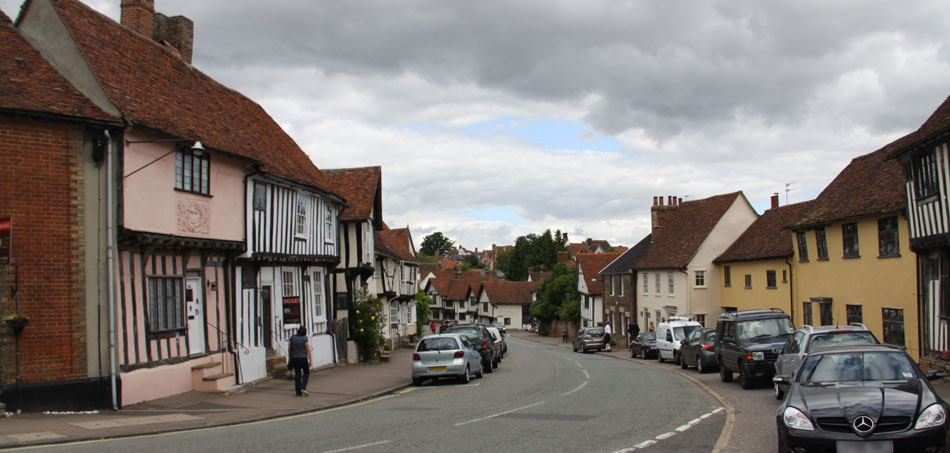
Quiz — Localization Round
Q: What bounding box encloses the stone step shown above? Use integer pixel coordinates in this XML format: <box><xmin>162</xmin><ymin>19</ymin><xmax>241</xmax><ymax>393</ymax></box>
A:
<box><xmin>202</xmin><ymin>372</ymin><xmax>234</xmax><ymax>382</ymax></box>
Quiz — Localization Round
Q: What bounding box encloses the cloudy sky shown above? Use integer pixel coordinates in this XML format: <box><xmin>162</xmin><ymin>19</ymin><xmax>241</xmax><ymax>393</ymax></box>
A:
<box><xmin>6</xmin><ymin>1</ymin><xmax>950</xmax><ymax>251</ymax></box>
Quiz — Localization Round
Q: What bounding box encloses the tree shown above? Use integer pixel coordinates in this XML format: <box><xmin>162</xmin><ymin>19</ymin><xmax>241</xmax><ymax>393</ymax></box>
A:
<box><xmin>498</xmin><ymin>229</ymin><xmax>567</xmax><ymax>281</ymax></box>
<box><xmin>419</xmin><ymin>232</ymin><xmax>454</xmax><ymax>256</ymax></box>
<box><xmin>530</xmin><ymin>263</ymin><xmax>579</xmax><ymax>327</ymax></box>
<box><xmin>415</xmin><ymin>289</ymin><xmax>431</xmax><ymax>327</ymax></box>
<box><xmin>462</xmin><ymin>254</ymin><xmax>483</xmax><ymax>269</ymax></box>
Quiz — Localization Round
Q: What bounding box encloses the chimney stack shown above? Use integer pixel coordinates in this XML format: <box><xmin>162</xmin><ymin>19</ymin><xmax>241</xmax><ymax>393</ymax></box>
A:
<box><xmin>121</xmin><ymin>0</ymin><xmax>155</xmax><ymax>37</ymax></box>
<box><xmin>771</xmin><ymin>193</ymin><xmax>780</xmax><ymax>209</ymax></box>
<box><xmin>650</xmin><ymin>195</ymin><xmax>679</xmax><ymax>239</ymax></box>
<box><xmin>153</xmin><ymin>13</ymin><xmax>194</xmax><ymax>64</ymax></box>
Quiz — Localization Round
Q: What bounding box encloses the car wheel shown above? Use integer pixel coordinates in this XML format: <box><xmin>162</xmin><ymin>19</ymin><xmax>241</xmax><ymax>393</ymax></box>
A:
<box><xmin>680</xmin><ymin>354</ymin><xmax>688</xmax><ymax>369</ymax></box>
<box><xmin>774</xmin><ymin>383</ymin><xmax>784</xmax><ymax>400</ymax></box>
<box><xmin>777</xmin><ymin>429</ymin><xmax>789</xmax><ymax>453</ymax></box>
<box><xmin>675</xmin><ymin>352</ymin><xmax>682</xmax><ymax>366</ymax></box>
<box><xmin>739</xmin><ymin>366</ymin><xmax>754</xmax><ymax>390</ymax></box>
<box><xmin>696</xmin><ymin>356</ymin><xmax>705</xmax><ymax>374</ymax></box>
<box><xmin>459</xmin><ymin>365</ymin><xmax>470</xmax><ymax>384</ymax></box>
<box><xmin>492</xmin><ymin>357</ymin><xmax>499</xmax><ymax>369</ymax></box>
<box><xmin>475</xmin><ymin>365</ymin><xmax>484</xmax><ymax>379</ymax></box>
<box><xmin>484</xmin><ymin>359</ymin><xmax>493</xmax><ymax>373</ymax></box>
<box><xmin>719</xmin><ymin>360</ymin><xmax>733</xmax><ymax>382</ymax></box>
<box><xmin>412</xmin><ymin>377</ymin><xmax>423</xmax><ymax>386</ymax></box>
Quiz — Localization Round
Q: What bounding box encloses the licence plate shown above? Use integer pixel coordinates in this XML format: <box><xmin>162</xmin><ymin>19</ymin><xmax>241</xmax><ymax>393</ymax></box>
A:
<box><xmin>836</xmin><ymin>441</ymin><xmax>892</xmax><ymax>453</ymax></box>
<box><xmin>593</xmin><ymin>336</ymin><xmax>602</xmax><ymax>340</ymax></box>
<box><xmin>428</xmin><ymin>366</ymin><xmax>447</xmax><ymax>372</ymax></box>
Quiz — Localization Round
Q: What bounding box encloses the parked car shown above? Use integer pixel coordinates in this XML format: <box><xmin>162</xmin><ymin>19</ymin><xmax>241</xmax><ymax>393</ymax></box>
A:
<box><xmin>486</xmin><ymin>326</ymin><xmax>505</xmax><ymax>360</ymax></box>
<box><xmin>680</xmin><ymin>328</ymin><xmax>717</xmax><ymax>373</ymax></box>
<box><xmin>775</xmin><ymin>344</ymin><xmax>948</xmax><ymax>452</ymax></box>
<box><xmin>439</xmin><ymin>319</ymin><xmax>459</xmax><ymax>333</ymax></box>
<box><xmin>573</xmin><ymin>326</ymin><xmax>607</xmax><ymax>353</ymax></box>
<box><xmin>716</xmin><ymin>308</ymin><xmax>794</xmax><ymax>389</ymax></box>
<box><xmin>773</xmin><ymin>323</ymin><xmax>879</xmax><ymax>399</ymax></box>
<box><xmin>656</xmin><ymin>316</ymin><xmax>703</xmax><ymax>364</ymax></box>
<box><xmin>491</xmin><ymin>321</ymin><xmax>507</xmax><ymax>335</ymax></box>
<box><xmin>411</xmin><ymin>334</ymin><xmax>483</xmax><ymax>385</ymax></box>
<box><xmin>630</xmin><ymin>332</ymin><xmax>658</xmax><ymax>359</ymax></box>
<box><xmin>447</xmin><ymin>325</ymin><xmax>499</xmax><ymax>372</ymax></box>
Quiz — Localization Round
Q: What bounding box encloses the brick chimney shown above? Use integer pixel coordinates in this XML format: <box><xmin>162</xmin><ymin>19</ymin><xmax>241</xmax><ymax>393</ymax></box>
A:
<box><xmin>651</xmin><ymin>195</ymin><xmax>679</xmax><ymax>240</ymax></box>
<box><xmin>153</xmin><ymin>13</ymin><xmax>194</xmax><ymax>64</ymax></box>
<box><xmin>557</xmin><ymin>251</ymin><xmax>568</xmax><ymax>264</ymax></box>
<box><xmin>771</xmin><ymin>193</ymin><xmax>780</xmax><ymax>209</ymax></box>
<box><xmin>120</xmin><ymin>0</ymin><xmax>155</xmax><ymax>37</ymax></box>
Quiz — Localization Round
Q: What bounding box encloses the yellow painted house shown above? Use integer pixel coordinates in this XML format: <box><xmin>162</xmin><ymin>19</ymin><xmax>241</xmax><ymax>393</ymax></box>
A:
<box><xmin>715</xmin><ymin>196</ymin><xmax>815</xmax><ymax>315</ymax></box>
<box><xmin>788</xmin><ymin>138</ymin><xmax>920</xmax><ymax>360</ymax></box>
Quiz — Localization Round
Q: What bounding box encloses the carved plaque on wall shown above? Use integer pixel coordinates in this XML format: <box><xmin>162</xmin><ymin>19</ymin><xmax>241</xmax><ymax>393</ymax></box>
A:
<box><xmin>177</xmin><ymin>199</ymin><xmax>210</xmax><ymax>234</ymax></box>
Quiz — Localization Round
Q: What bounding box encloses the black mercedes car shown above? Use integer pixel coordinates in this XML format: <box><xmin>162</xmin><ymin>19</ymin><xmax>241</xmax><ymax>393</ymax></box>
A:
<box><xmin>774</xmin><ymin>344</ymin><xmax>949</xmax><ymax>452</ymax></box>
<box><xmin>630</xmin><ymin>332</ymin><xmax>658</xmax><ymax>359</ymax></box>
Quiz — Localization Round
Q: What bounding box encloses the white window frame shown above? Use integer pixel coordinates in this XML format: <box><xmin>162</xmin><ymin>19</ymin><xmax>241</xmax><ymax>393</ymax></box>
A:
<box><xmin>655</xmin><ymin>272</ymin><xmax>661</xmax><ymax>294</ymax></box>
<box><xmin>668</xmin><ymin>271</ymin><xmax>675</xmax><ymax>295</ymax></box>
<box><xmin>619</xmin><ymin>275</ymin><xmax>624</xmax><ymax>296</ymax></box>
<box><xmin>694</xmin><ymin>270</ymin><xmax>707</xmax><ymax>288</ymax></box>
<box><xmin>295</xmin><ymin>193</ymin><xmax>307</xmax><ymax>238</ymax></box>
<box><xmin>312</xmin><ymin>270</ymin><xmax>326</xmax><ymax>333</ymax></box>
<box><xmin>282</xmin><ymin>270</ymin><xmax>296</xmax><ymax>297</ymax></box>
<box><xmin>642</xmin><ymin>273</ymin><xmax>649</xmax><ymax>295</ymax></box>
<box><xmin>324</xmin><ymin>204</ymin><xmax>335</xmax><ymax>243</ymax></box>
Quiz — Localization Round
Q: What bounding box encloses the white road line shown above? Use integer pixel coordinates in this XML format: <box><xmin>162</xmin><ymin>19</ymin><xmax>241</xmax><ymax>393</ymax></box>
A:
<box><xmin>688</xmin><ymin>417</ymin><xmax>702</xmax><ymax>425</ymax></box>
<box><xmin>675</xmin><ymin>424</ymin><xmax>692</xmax><ymax>432</ymax></box>
<box><xmin>582</xmin><ymin>369</ymin><xmax>590</xmax><ymax>379</ymax></box>
<box><xmin>712</xmin><ymin>407</ymin><xmax>724</xmax><ymax>414</ymax></box>
<box><xmin>454</xmin><ymin>401</ymin><xmax>546</xmax><ymax>426</ymax></box>
<box><xmin>321</xmin><ymin>440</ymin><xmax>392</xmax><ymax>453</ymax></box>
<box><xmin>655</xmin><ymin>432</ymin><xmax>676</xmax><ymax>440</ymax></box>
<box><xmin>635</xmin><ymin>440</ymin><xmax>657</xmax><ymax>449</ymax></box>
<box><xmin>562</xmin><ymin>381</ymin><xmax>588</xmax><ymax>396</ymax></box>
<box><xmin>575</xmin><ymin>361</ymin><xmax>583</xmax><ymax>368</ymax></box>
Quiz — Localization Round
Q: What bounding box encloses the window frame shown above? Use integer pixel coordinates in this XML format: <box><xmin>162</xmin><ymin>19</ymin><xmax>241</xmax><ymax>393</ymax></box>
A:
<box><xmin>744</xmin><ymin>274</ymin><xmax>752</xmax><ymax>289</ymax></box>
<box><xmin>815</xmin><ymin>227</ymin><xmax>829</xmax><ymax>261</ymax></box>
<box><xmin>694</xmin><ymin>270</ymin><xmax>706</xmax><ymax>288</ymax></box>
<box><xmin>802</xmin><ymin>301</ymin><xmax>813</xmax><ymax>326</ymax></box>
<box><xmin>846</xmin><ymin>304</ymin><xmax>862</xmax><ymax>325</ymax></box>
<box><xmin>878</xmin><ymin>216</ymin><xmax>900</xmax><ymax>258</ymax></box>
<box><xmin>766</xmin><ymin>270</ymin><xmax>777</xmax><ymax>289</ymax></box>
<box><xmin>174</xmin><ymin>148</ymin><xmax>211</xmax><ymax>195</ymax></box>
<box><xmin>312</xmin><ymin>270</ymin><xmax>326</xmax><ymax>333</ymax></box>
<box><xmin>724</xmin><ymin>265</ymin><xmax>731</xmax><ymax>287</ymax></box>
<box><xmin>324</xmin><ymin>204</ymin><xmax>335</xmax><ymax>243</ymax></box>
<box><xmin>147</xmin><ymin>276</ymin><xmax>184</xmax><ymax>333</ymax></box>
<box><xmin>252</xmin><ymin>182</ymin><xmax>266</xmax><ymax>212</ymax></box>
<box><xmin>842</xmin><ymin>222</ymin><xmax>860</xmax><ymax>258</ymax></box>
<box><xmin>642</xmin><ymin>273</ymin><xmax>649</xmax><ymax>295</ymax></box>
<box><xmin>882</xmin><ymin>307</ymin><xmax>905</xmax><ymax>347</ymax></box>
<box><xmin>796</xmin><ymin>231</ymin><xmax>809</xmax><ymax>262</ymax></box>
<box><xmin>668</xmin><ymin>271</ymin><xmax>675</xmax><ymax>295</ymax></box>
<box><xmin>912</xmin><ymin>152</ymin><xmax>939</xmax><ymax>199</ymax></box>
<box><xmin>655</xmin><ymin>272</ymin><xmax>661</xmax><ymax>294</ymax></box>
<box><xmin>295</xmin><ymin>193</ymin><xmax>308</xmax><ymax>239</ymax></box>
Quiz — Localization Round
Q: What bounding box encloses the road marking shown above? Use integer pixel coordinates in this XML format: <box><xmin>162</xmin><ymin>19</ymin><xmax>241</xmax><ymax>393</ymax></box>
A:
<box><xmin>634</xmin><ymin>440</ymin><xmax>657</xmax><ymax>449</ymax></box>
<box><xmin>454</xmin><ymin>401</ymin><xmax>546</xmax><ymax>426</ymax></box>
<box><xmin>582</xmin><ymin>369</ymin><xmax>590</xmax><ymax>379</ymax></box>
<box><xmin>615</xmin><ymin>406</ymin><xmax>725</xmax><ymax>450</ymax></box>
<box><xmin>575</xmin><ymin>361</ymin><xmax>583</xmax><ymax>368</ymax></box>
<box><xmin>321</xmin><ymin>440</ymin><xmax>391</xmax><ymax>453</ymax></box>
<box><xmin>712</xmin><ymin>407</ymin><xmax>724</xmax><ymax>414</ymax></box>
<box><xmin>562</xmin><ymin>381</ymin><xmax>588</xmax><ymax>396</ymax></box>
<box><xmin>675</xmin><ymin>423</ymin><xmax>692</xmax><ymax>432</ymax></box>
<box><xmin>655</xmin><ymin>432</ymin><xmax>676</xmax><ymax>440</ymax></box>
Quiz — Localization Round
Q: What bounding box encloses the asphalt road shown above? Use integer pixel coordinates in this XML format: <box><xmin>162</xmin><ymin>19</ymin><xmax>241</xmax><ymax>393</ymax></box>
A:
<box><xmin>23</xmin><ymin>337</ymin><xmax>728</xmax><ymax>453</ymax></box>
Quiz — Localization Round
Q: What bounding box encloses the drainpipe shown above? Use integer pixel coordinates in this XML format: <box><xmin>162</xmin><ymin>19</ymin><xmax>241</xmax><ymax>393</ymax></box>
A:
<box><xmin>785</xmin><ymin>256</ymin><xmax>794</xmax><ymax>324</ymax></box>
<box><xmin>105</xmin><ymin>129</ymin><xmax>118</xmax><ymax>411</ymax></box>
<box><xmin>680</xmin><ymin>269</ymin><xmax>690</xmax><ymax>318</ymax></box>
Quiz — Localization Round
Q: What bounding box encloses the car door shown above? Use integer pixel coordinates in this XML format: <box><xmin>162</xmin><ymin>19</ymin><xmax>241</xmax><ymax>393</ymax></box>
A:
<box><xmin>681</xmin><ymin>330</ymin><xmax>699</xmax><ymax>365</ymax></box>
<box><xmin>775</xmin><ymin>331</ymin><xmax>803</xmax><ymax>377</ymax></box>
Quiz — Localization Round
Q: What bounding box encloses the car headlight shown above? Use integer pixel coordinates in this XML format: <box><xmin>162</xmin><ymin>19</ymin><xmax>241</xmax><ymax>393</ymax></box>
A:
<box><xmin>752</xmin><ymin>352</ymin><xmax>765</xmax><ymax>360</ymax></box>
<box><xmin>915</xmin><ymin>404</ymin><xmax>947</xmax><ymax>430</ymax></box>
<box><xmin>783</xmin><ymin>407</ymin><xmax>814</xmax><ymax>431</ymax></box>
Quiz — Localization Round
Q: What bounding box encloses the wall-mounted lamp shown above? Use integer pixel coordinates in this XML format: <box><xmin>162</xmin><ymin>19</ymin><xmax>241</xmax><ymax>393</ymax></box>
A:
<box><xmin>191</xmin><ymin>140</ymin><xmax>206</xmax><ymax>157</ymax></box>
<box><xmin>207</xmin><ymin>280</ymin><xmax>217</xmax><ymax>292</ymax></box>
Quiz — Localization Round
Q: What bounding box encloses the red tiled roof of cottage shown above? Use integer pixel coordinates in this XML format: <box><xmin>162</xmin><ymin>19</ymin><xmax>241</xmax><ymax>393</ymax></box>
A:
<box><xmin>375</xmin><ymin>227</ymin><xmax>416</xmax><ymax>262</ymax></box>
<box><xmin>479</xmin><ymin>281</ymin><xmax>536</xmax><ymax>305</ymax></box>
<box><xmin>429</xmin><ymin>277</ymin><xmax>476</xmax><ymax>301</ymax></box>
<box><xmin>636</xmin><ymin>192</ymin><xmax>747</xmax><ymax>269</ymax></box>
<box><xmin>43</xmin><ymin>0</ymin><xmax>336</xmax><ymax>195</ymax></box>
<box><xmin>791</xmin><ymin>135</ymin><xmax>913</xmax><ymax>228</ymax></box>
<box><xmin>0</xmin><ymin>10</ymin><xmax>117</xmax><ymax>123</ymax></box>
<box><xmin>889</xmin><ymin>94</ymin><xmax>949</xmax><ymax>158</ymax></box>
<box><xmin>321</xmin><ymin>167</ymin><xmax>381</xmax><ymax>222</ymax></box>
<box><xmin>577</xmin><ymin>252</ymin><xmax>621</xmax><ymax>295</ymax></box>
<box><xmin>715</xmin><ymin>200</ymin><xmax>816</xmax><ymax>263</ymax></box>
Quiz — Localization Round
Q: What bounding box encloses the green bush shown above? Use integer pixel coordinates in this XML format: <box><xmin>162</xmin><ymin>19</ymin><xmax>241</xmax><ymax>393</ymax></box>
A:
<box><xmin>353</xmin><ymin>290</ymin><xmax>385</xmax><ymax>362</ymax></box>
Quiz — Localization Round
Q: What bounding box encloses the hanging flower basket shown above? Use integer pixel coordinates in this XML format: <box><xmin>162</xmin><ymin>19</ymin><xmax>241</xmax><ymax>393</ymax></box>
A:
<box><xmin>4</xmin><ymin>313</ymin><xmax>30</xmax><ymax>335</ymax></box>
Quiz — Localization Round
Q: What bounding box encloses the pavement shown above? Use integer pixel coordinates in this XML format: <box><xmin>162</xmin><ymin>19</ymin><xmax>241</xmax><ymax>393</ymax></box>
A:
<box><xmin>1</xmin><ymin>331</ymin><xmax>948</xmax><ymax>450</ymax></box>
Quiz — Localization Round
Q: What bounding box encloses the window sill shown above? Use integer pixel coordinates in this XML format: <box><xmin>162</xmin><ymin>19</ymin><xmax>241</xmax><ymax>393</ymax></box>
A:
<box><xmin>817</xmin><ymin>258</ymin><xmax>829</xmax><ymax>262</ymax></box>
<box><xmin>174</xmin><ymin>188</ymin><xmax>212</xmax><ymax>198</ymax></box>
<box><xmin>878</xmin><ymin>254</ymin><xmax>901</xmax><ymax>259</ymax></box>
<box><xmin>842</xmin><ymin>255</ymin><xmax>861</xmax><ymax>260</ymax></box>
<box><xmin>744</xmin><ymin>286</ymin><xmax>752</xmax><ymax>290</ymax></box>
<box><xmin>767</xmin><ymin>286</ymin><xmax>777</xmax><ymax>290</ymax></box>
<box><xmin>149</xmin><ymin>329</ymin><xmax>186</xmax><ymax>339</ymax></box>
<box><xmin>798</xmin><ymin>259</ymin><xmax>809</xmax><ymax>263</ymax></box>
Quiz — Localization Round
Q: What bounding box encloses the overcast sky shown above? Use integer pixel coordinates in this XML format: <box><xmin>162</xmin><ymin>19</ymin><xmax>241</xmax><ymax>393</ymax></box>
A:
<box><xmin>6</xmin><ymin>0</ymin><xmax>950</xmax><ymax>251</ymax></box>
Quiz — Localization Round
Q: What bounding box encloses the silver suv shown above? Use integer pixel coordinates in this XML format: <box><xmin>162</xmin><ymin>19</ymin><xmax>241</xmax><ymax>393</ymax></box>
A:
<box><xmin>772</xmin><ymin>323</ymin><xmax>878</xmax><ymax>399</ymax></box>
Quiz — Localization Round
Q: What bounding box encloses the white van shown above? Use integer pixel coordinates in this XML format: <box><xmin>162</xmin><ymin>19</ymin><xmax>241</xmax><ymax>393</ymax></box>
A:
<box><xmin>656</xmin><ymin>316</ymin><xmax>703</xmax><ymax>365</ymax></box>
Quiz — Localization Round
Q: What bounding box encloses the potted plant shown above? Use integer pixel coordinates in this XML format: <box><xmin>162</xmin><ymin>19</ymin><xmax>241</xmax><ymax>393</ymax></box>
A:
<box><xmin>4</xmin><ymin>312</ymin><xmax>30</xmax><ymax>335</ymax></box>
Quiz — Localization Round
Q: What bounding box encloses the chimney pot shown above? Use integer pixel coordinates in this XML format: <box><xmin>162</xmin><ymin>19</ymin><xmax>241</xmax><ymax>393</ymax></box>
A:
<box><xmin>771</xmin><ymin>193</ymin><xmax>780</xmax><ymax>209</ymax></box>
<box><xmin>653</xmin><ymin>196</ymin><xmax>658</xmax><ymax>206</ymax></box>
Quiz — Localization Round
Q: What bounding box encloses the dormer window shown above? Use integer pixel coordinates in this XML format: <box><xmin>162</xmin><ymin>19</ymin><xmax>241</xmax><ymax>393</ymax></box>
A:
<box><xmin>175</xmin><ymin>149</ymin><xmax>210</xmax><ymax>195</ymax></box>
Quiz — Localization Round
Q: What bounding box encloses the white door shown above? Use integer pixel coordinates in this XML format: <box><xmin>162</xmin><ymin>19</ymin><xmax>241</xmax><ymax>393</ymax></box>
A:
<box><xmin>186</xmin><ymin>277</ymin><xmax>206</xmax><ymax>355</ymax></box>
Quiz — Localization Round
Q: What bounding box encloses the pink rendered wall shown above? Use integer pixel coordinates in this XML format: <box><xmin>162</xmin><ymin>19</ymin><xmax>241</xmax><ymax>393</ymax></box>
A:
<box><xmin>121</xmin><ymin>130</ymin><xmax>245</xmax><ymax>241</ymax></box>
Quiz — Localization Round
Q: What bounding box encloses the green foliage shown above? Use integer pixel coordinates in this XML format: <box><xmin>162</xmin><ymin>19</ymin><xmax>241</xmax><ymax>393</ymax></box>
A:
<box><xmin>530</xmin><ymin>263</ymin><xmax>579</xmax><ymax>324</ymax></box>
<box><xmin>463</xmin><ymin>254</ymin><xmax>483</xmax><ymax>269</ymax></box>
<box><xmin>415</xmin><ymin>289</ymin><xmax>431</xmax><ymax>327</ymax></box>
<box><xmin>499</xmin><ymin>229</ymin><xmax>567</xmax><ymax>281</ymax></box>
<box><xmin>419</xmin><ymin>232</ymin><xmax>454</xmax><ymax>256</ymax></box>
<box><xmin>416</xmin><ymin>254</ymin><xmax>437</xmax><ymax>264</ymax></box>
<box><xmin>353</xmin><ymin>290</ymin><xmax>385</xmax><ymax>361</ymax></box>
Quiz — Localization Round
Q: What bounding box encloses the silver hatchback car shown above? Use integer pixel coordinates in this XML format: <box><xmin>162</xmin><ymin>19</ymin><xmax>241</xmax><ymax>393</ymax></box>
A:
<box><xmin>773</xmin><ymin>323</ymin><xmax>878</xmax><ymax>399</ymax></box>
<box><xmin>412</xmin><ymin>334</ymin><xmax>484</xmax><ymax>386</ymax></box>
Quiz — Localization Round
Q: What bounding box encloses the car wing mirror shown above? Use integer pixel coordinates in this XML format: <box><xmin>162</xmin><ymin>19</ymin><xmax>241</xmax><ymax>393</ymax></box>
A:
<box><xmin>926</xmin><ymin>369</ymin><xmax>945</xmax><ymax>381</ymax></box>
<box><xmin>773</xmin><ymin>375</ymin><xmax>790</xmax><ymax>385</ymax></box>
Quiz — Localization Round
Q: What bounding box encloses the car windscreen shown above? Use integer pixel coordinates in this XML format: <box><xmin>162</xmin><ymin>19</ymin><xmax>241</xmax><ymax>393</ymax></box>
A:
<box><xmin>800</xmin><ymin>351</ymin><xmax>917</xmax><ymax>384</ymax></box>
<box><xmin>673</xmin><ymin>325</ymin><xmax>701</xmax><ymax>341</ymax></box>
<box><xmin>586</xmin><ymin>328</ymin><xmax>605</xmax><ymax>335</ymax></box>
<box><xmin>447</xmin><ymin>327</ymin><xmax>481</xmax><ymax>341</ymax></box>
<box><xmin>736</xmin><ymin>317</ymin><xmax>794</xmax><ymax>345</ymax></box>
<box><xmin>417</xmin><ymin>337</ymin><xmax>459</xmax><ymax>352</ymax></box>
<box><xmin>805</xmin><ymin>331</ymin><xmax>878</xmax><ymax>353</ymax></box>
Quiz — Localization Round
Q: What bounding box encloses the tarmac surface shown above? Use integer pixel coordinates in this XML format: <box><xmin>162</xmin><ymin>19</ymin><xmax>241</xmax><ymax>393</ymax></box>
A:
<box><xmin>0</xmin><ymin>330</ymin><xmax>946</xmax><ymax>450</ymax></box>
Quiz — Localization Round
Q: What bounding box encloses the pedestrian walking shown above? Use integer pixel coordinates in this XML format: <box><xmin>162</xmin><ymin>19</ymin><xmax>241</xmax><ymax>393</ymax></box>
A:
<box><xmin>561</xmin><ymin>326</ymin><xmax>568</xmax><ymax>343</ymax></box>
<box><xmin>629</xmin><ymin>322</ymin><xmax>640</xmax><ymax>348</ymax></box>
<box><xmin>430</xmin><ymin>321</ymin><xmax>437</xmax><ymax>334</ymax></box>
<box><xmin>604</xmin><ymin>323</ymin><xmax>613</xmax><ymax>351</ymax></box>
<box><xmin>289</xmin><ymin>326</ymin><xmax>312</xmax><ymax>397</ymax></box>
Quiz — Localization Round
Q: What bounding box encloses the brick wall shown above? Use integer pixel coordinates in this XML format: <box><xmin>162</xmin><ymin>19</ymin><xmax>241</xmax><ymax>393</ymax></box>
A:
<box><xmin>0</xmin><ymin>115</ymin><xmax>88</xmax><ymax>384</ymax></box>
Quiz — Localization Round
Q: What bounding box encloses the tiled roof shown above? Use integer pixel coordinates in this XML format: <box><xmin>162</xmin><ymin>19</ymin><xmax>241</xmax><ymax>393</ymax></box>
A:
<box><xmin>0</xmin><ymin>9</ymin><xmax>116</xmax><ymax>123</ymax></box>
<box><xmin>889</xmin><ymin>94</ymin><xmax>950</xmax><ymax>158</ymax></box>
<box><xmin>44</xmin><ymin>0</ymin><xmax>336</xmax><ymax>195</ymax></box>
<box><xmin>600</xmin><ymin>234</ymin><xmax>651</xmax><ymax>274</ymax></box>
<box><xmin>566</xmin><ymin>243</ymin><xmax>587</xmax><ymax>257</ymax></box>
<box><xmin>715</xmin><ymin>201</ymin><xmax>815</xmax><ymax>263</ymax></box>
<box><xmin>429</xmin><ymin>277</ymin><xmax>476</xmax><ymax>301</ymax></box>
<box><xmin>790</xmin><ymin>135</ymin><xmax>912</xmax><ymax>228</ymax></box>
<box><xmin>479</xmin><ymin>281</ymin><xmax>536</xmax><ymax>305</ymax></box>
<box><xmin>636</xmin><ymin>192</ymin><xmax>747</xmax><ymax>269</ymax></box>
<box><xmin>321</xmin><ymin>167</ymin><xmax>381</xmax><ymax>222</ymax></box>
<box><xmin>577</xmin><ymin>252</ymin><xmax>621</xmax><ymax>295</ymax></box>
<box><xmin>375</xmin><ymin>227</ymin><xmax>416</xmax><ymax>262</ymax></box>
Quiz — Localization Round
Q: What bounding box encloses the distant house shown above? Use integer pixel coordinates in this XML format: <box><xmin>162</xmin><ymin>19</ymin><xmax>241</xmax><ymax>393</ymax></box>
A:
<box><xmin>599</xmin><ymin>235</ymin><xmax>652</xmax><ymax>346</ymax></box>
<box><xmin>375</xmin><ymin>225</ymin><xmax>419</xmax><ymax>343</ymax></box>
<box><xmin>577</xmin><ymin>252</ymin><xmax>622</xmax><ymax>328</ymax></box>
<box><xmin>634</xmin><ymin>193</ymin><xmax>758</xmax><ymax>329</ymax></box>
<box><xmin>0</xmin><ymin>8</ymin><xmax>122</xmax><ymax>411</ymax></box>
<box><xmin>567</xmin><ymin>238</ymin><xmax>614</xmax><ymax>258</ymax></box>
<box><xmin>790</xmin><ymin>136</ymin><xmax>920</xmax><ymax>359</ymax></box>
<box><xmin>715</xmin><ymin>196</ymin><xmax>814</xmax><ymax>314</ymax></box>
<box><xmin>425</xmin><ymin>277</ymin><xmax>477</xmax><ymax>323</ymax></box>
<box><xmin>476</xmin><ymin>281</ymin><xmax>538</xmax><ymax>327</ymax></box>
<box><xmin>890</xmin><ymin>94</ymin><xmax>950</xmax><ymax>363</ymax></box>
